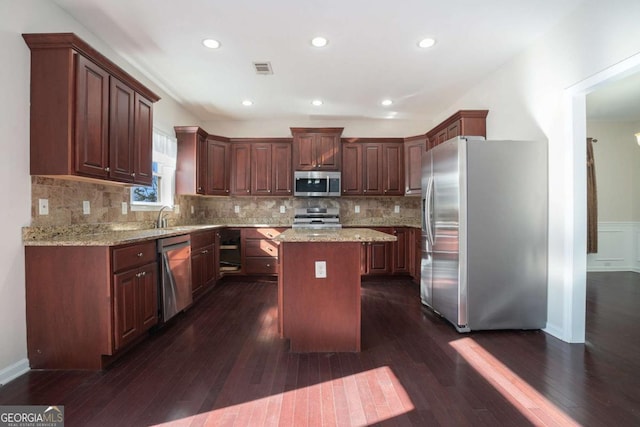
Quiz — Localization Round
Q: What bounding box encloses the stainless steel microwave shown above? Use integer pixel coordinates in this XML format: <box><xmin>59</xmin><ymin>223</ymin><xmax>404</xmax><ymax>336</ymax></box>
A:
<box><xmin>294</xmin><ymin>171</ymin><xmax>341</xmax><ymax>197</ymax></box>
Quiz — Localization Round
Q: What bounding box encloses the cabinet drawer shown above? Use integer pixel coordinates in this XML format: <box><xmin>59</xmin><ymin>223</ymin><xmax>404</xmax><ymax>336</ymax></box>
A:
<box><xmin>245</xmin><ymin>257</ymin><xmax>278</xmax><ymax>274</ymax></box>
<box><xmin>191</xmin><ymin>230</ymin><xmax>215</xmax><ymax>250</ymax></box>
<box><xmin>242</xmin><ymin>227</ymin><xmax>284</xmax><ymax>240</ymax></box>
<box><xmin>245</xmin><ymin>238</ymin><xmax>278</xmax><ymax>258</ymax></box>
<box><xmin>112</xmin><ymin>241</ymin><xmax>157</xmax><ymax>273</ymax></box>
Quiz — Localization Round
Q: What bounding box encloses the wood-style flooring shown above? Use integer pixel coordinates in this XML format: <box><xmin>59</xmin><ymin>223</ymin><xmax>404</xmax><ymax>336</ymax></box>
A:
<box><xmin>0</xmin><ymin>273</ymin><xmax>638</xmax><ymax>426</ymax></box>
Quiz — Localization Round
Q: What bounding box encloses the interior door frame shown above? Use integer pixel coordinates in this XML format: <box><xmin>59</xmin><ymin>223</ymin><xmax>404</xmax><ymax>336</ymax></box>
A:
<box><xmin>563</xmin><ymin>51</ymin><xmax>640</xmax><ymax>343</ymax></box>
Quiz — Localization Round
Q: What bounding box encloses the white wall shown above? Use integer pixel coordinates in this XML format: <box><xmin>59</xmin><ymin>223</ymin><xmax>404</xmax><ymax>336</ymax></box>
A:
<box><xmin>439</xmin><ymin>0</ymin><xmax>640</xmax><ymax>342</ymax></box>
<box><xmin>0</xmin><ymin>0</ymin><xmax>199</xmax><ymax>383</ymax></box>
<box><xmin>588</xmin><ymin>120</ymin><xmax>640</xmax><ymax>221</ymax></box>
<box><xmin>586</xmin><ymin>120</ymin><xmax>640</xmax><ymax>271</ymax></box>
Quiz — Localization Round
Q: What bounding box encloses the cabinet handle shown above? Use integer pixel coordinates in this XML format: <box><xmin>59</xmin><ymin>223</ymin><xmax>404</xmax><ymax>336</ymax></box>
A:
<box><xmin>137</xmin><ymin>252</ymin><xmax>143</xmax><ymax>257</ymax></box>
<box><xmin>104</xmin><ymin>167</ymin><xmax>110</xmax><ymax>172</ymax></box>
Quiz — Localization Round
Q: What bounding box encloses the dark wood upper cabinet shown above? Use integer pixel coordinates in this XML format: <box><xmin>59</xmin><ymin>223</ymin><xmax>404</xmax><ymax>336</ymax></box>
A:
<box><xmin>403</xmin><ymin>135</ymin><xmax>426</xmax><ymax>196</ymax></box>
<box><xmin>206</xmin><ymin>137</ymin><xmax>231</xmax><ymax>196</ymax></box>
<box><xmin>341</xmin><ymin>139</ymin><xmax>403</xmax><ymax>196</ymax></box>
<box><xmin>74</xmin><ymin>54</ymin><xmax>110</xmax><ymax>179</ymax></box>
<box><xmin>231</xmin><ymin>143</ymin><xmax>252</xmax><ymax>195</ymax></box>
<box><xmin>291</xmin><ymin>128</ymin><xmax>343</xmax><ymax>171</ymax></box>
<box><xmin>341</xmin><ymin>143</ymin><xmax>363</xmax><ymax>195</ymax></box>
<box><xmin>251</xmin><ymin>143</ymin><xmax>272</xmax><ymax>195</ymax></box>
<box><xmin>426</xmin><ymin>110</ymin><xmax>488</xmax><ymax>150</ymax></box>
<box><xmin>382</xmin><ymin>143</ymin><xmax>403</xmax><ymax>196</ymax></box>
<box><xmin>272</xmin><ymin>143</ymin><xmax>293</xmax><ymax>196</ymax></box>
<box><xmin>23</xmin><ymin>33</ymin><xmax>160</xmax><ymax>184</ymax></box>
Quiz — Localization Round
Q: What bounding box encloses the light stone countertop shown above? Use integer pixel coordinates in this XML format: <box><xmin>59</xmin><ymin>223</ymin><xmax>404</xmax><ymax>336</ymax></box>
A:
<box><xmin>23</xmin><ymin>222</ymin><xmax>412</xmax><ymax>247</ymax></box>
<box><xmin>22</xmin><ymin>224</ymin><xmax>227</xmax><ymax>247</ymax></box>
<box><xmin>275</xmin><ymin>228</ymin><xmax>397</xmax><ymax>243</ymax></box>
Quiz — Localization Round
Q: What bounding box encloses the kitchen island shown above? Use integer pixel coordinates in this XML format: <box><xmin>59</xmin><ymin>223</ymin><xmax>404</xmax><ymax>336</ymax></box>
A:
<box><xmin>275</xmin><ymin>228</ymin><xmax>396</xmax><ymax>352</ymax></box>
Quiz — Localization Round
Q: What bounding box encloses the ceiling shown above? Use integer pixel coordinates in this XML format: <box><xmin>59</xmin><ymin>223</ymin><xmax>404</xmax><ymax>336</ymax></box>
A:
<box><xmin>52</xmin><ymin>0</ymin><xmax>587</xmax><ymax>124</ymax></box>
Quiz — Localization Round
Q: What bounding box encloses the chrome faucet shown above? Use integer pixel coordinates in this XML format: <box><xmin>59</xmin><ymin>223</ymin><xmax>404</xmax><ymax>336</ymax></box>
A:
<box><xmin>156</xmin><ymin>205</ymin><xmax>172</xmax><ymax>228</ymax></box>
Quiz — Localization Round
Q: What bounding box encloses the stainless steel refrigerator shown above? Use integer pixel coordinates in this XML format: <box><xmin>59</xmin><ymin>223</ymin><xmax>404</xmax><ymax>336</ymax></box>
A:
<box><xmin>421</xmin><ymin>136</ymin><xmax>547</xmax><ymax>332</ymax></box>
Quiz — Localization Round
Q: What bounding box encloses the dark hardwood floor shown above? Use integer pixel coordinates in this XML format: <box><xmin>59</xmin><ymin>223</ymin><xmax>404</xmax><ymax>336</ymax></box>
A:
<box><xmin>1</xmin><ymin>273</ymin><xmax>638</xmax><ymax>426</ymax></box>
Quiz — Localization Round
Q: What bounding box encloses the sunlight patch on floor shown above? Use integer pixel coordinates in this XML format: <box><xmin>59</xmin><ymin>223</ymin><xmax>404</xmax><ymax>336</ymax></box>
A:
<box><xmin>449</xmin><ymin>337</ymin><xmax>580</xmax><ymax>426</ymax></box>
<box><xmin>150</xmin><ymin>366</ymin><xmax>414</xmax><ymax>427</ymax></box>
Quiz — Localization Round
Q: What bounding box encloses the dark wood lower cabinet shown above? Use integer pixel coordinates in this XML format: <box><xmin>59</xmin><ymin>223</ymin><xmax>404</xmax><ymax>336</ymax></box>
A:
<box><xmin>241</xmin><ymin>227</ymin><xmax>285</xmax><ymax>275</ymax></box>
<box><xmin>361</xmin><ymin>227</ymin><xmax>417</xmax><ymax>277</ymax></box>
<box><xmin>190</xmin><ymin>230</ymin><xmax>218</xmax><ymax>300</ymax></box>
<box><xmin>25</xmin><ymin>240</ymin><xmax>158</xmax><ymax>370</ymax></box>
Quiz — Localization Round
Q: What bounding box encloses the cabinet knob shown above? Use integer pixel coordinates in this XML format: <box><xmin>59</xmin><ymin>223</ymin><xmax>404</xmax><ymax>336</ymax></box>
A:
<box><xmin>268</xmin><ymin>190</ymin><xmax>271</xmax><ymax>193</ymax></box>
<box><xmin>226</xmin><ymin>190</ymin><xmax>229</xmax><ymax>193</ymax></box>
<box><xmin>197</xmin><ymin>187</ymin><xmax>202</xmax><ymax>191</ymax></box>
<box><xmin>202</xmin><ymin>250</ymin><xmax>208</xmax><ymax>254</ymax></box>
<box><xmin>363</xmin><ymin>190</ymin><xmax>367</xmax><ymax>193</ymax></box>
<box><xmin>247</xmin><ymin>190</ymin><xmax>250</xmax><ymax>193</ymax></box>
<box><xmin>104</xmin><ymin>167</ymin><xmax>110</xmax><ymax>172</ymax></box>
<box><xmin>266</xmin><ymin>263</ymin><xmax>271</xmax><ymax>267</ymax></box>
<box><xmin>131</xmin><ymin>173</ymin><xmax>136</xmax><ymax>178</ymax></box>
<box><xmin>137</xmin><ymin>252</ymin><xmax>143</xmax><ymax>257</ymax></box>
<box><xmin>384</xmin><ymin>190</ymin><xmax>387</xmax><ymax>193</ymax></box>
<box><xmin>141</xmin><ymin>271</ymin><xmax>146</xmax><ymax>276</ymax></box>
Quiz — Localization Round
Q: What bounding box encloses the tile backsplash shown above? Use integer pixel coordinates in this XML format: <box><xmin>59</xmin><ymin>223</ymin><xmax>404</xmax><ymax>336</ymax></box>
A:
<box><xmin>29</xmin><ymin>176</ymin><xmax>420</xmax><ymax>228</ymax></box>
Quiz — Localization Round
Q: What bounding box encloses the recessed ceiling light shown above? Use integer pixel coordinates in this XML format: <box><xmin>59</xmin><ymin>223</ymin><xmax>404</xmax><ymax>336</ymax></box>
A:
<box><xmin>381</xmin><ymin>99</ymin><xmax>393</xmax><ymax>106</ymax></box>
<box><xmin>242</xmin><ymin>100</ymin><xmax>253</xmax><ymax>106</ymax></box>
<box><xmin>202</xmin><ymin>39</ymin><xmax>221</xmax><ymax>49</ymax></box>
<box><xmin>311</xmin><ymin>99</ymin><xmax>323</xmax><ymax>106</ymax></box>
<box><xmin>418</xmin><ymin>38</ymin><xmax>436</xmax><ymax>49</ymax></box>
<box><xmin>311</xmin><ymin>36</ymin><xmax>328</xmax><ymax>48</ymax></box>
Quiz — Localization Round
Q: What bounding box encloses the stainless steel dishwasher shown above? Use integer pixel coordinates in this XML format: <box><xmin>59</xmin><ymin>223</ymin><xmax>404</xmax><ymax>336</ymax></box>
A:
<box><xmin>157</xmin><ymin>234</ymin><xmax>192</xmax><ymax>322</ymax></box>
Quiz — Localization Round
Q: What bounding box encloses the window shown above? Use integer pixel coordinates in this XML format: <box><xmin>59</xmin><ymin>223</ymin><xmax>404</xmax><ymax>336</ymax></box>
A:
<box><xmin>130</xmin><ymin>129</ymin><xmax>177</xmax><ymax>211</ymax></box>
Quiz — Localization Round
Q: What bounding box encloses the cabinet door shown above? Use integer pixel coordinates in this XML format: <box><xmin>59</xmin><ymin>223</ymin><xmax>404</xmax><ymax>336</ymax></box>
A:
<box><xmin>272</xmin><ymin>143</ymin><xmax>292</xmax><ymax>196</ymax></box>
<box><xmin>392</xmin><ymin>228</ymin><xmax>410</xmax><ymax>274</ymax></box>
<box><xmin>114</xmin><ymin>269</ymin><xmax>139</xmax><ymax>351</ymax></box>
<box><xmin>207</xmin><ymin>139</ymin><xmax>230</xmax><ymax>195</ymax></box>
<box><xmin>74</xmin><ymin>55</ymin><xmax>110</xmax><ymax>179</ymax></box>
<box><xmin>138</xmin><ymin>263</ymin><xmax>158</xmax><ymax>330</ymax></box>
<box><xmin>191</xmin><ymin>250</ymin><xmax>205</xmax><ymax>298</ymax></box>
<box><xmin>362</xmin><ymin>143</ymin><xmax>383</xmax><ymax>195</ymax></box>
<box><xmin>203</xmin><ymin>245</ymin><xmax>216</xmax><ymax>286</ymax></box>
<box><xmin>109</xmin><ymin>77</ymin><xmax>136</xmax><ymax>182</ymax></box>
<box><xmin>404</xmin><ymin>139</ymin><xmax>425</xmax><ymax>195</ymax></box>
<box><xmin>294</xmin><ymin>135</ymin><xmax>316</xmax><ymax>170</ymax></box>
<box><xmin>317</xmin><ymin>134</ymin><xmax>341</xmax><ymax>170</ymax></box>
<box><xmin>368</xmin><ymin>242</ymin><xmax>391</xmax><ymax>274</ymax></box>
<box><xmin>341</xmin><ymin>144</ymin><xmax>362</xmax><ymax>195</ymax></box>
<box><xmin>196</xmin><ymin>134</ymin><xmax>207</xmax><ymax>195</ymax></box>
<box><xmin>251</xmin><ymin>143</ymin><xmax>272</xmax><ymax>195</ymax></box>
<box><xmin>133</xmin><ymin>93</ymin><xmax>154</xmax><ymax>186</ymax></box>
<box><xmin>383</xmin><ymin>144</ymin><xmax>404</xmax><ymax>195</ymax></box>
<box><xmin>231</xmin><ymin>143</ymin><xmax>252</xmax><ymax>195</ymax></box>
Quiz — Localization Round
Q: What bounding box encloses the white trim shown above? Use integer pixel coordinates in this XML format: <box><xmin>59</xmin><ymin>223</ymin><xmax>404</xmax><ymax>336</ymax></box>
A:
<box><xmin>0</xmin><ymin>358</ymin><xmax>29</xmax><ymax>386</ymax></box>
<box><xmin>561</xmin><ymin>50</ymin><xmax>640</xmax><ymax>344</ymax></box>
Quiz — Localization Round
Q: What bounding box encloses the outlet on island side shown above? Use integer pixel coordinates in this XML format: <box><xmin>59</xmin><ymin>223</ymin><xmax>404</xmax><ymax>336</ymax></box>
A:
<box><xmin>315</xmin><ymin>261</ymin><xmax>327</xmax><ymax>279</ymax></box>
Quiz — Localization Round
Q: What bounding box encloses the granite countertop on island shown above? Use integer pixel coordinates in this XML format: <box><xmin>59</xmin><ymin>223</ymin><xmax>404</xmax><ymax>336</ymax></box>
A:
<box><xmin>275</xmin><ymin>228</ymin><xmax>397</xmax><ymax>243</ymax></box>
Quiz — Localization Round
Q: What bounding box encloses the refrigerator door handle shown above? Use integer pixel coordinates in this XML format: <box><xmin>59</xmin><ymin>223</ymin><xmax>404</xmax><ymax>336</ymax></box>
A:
<box><xmin>425</xmin><ymin>176</ymin><xmax>435</xmax><ymax>246</ymax></box>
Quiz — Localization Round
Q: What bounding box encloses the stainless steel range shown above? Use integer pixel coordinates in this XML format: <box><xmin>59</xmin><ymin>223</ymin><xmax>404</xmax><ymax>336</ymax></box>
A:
<box><xmin>292</xmin><ymin>207</ymin><xmax>341</xmax><ymax>229</ymax></box>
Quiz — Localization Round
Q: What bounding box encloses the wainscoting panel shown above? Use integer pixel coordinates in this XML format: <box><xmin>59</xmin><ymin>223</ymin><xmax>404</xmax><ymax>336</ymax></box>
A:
<box><xmin>587</xmin><ymin>222</ymin><xmax>639</xmax><ymax>272</ymax></box>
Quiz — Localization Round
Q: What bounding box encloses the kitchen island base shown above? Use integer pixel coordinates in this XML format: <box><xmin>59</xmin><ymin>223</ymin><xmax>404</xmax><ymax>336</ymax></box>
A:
<box><xmin>278</xmin><ymin>241</ymin><xmax>362</xmax><ymax>352</ymax></box>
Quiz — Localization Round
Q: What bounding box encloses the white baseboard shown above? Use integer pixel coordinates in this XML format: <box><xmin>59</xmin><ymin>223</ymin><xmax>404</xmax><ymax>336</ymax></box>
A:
<box><xmin>543</xmin><ymin>323</ymin><xmax>564</xmax><ymax>341</ymax></box>
<box><xmin>0</xmin><ymin>358</ymin><xmax>29</xmax><ymax>386</ymax></box>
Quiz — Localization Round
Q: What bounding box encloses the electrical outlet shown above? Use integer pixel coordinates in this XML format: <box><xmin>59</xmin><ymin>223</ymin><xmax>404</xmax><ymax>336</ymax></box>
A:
<box><xmin>174</xmin><ymin>205</ymin><xmax>180</xmax><ymax>214</ymax></box>
<box><xmin>279</xmin><ymin>205</ymin><xmax>286</xmax><ymax>214</ymax></box>
<box><xmin>121</xmin><ymin>202</ymin><xmax>128</xmax><ymax>215</ymax></box>
<box><xmin>83</xmin><ymin>200</ymin><xmax>91</xmax><ymax>215</ymax></box>
<box><xmin>394</xmin><ymin>205</ymin><xmax>400</xmax><ymax>213</ymax></box>
<box><xmin>234</xmin><ymin>205</ymin><xmax>240</xmax><ymax>213</ymax></box>
<box><xmin>38</xmin><ymin>198</ymin><xmax>49</xmax><ymax>215</ymax></box>
<box><xmin>355</xmin><ymin>205</ymin><xmax>360</xmax><ymax>214</ymax></box>
<box><xmin>191</xmin><ymin>205</ymin><xmax>194</xmax><ymax>214</ymax></box>
<box><xmin>315</xmin><ymin>261</ymin><xmax>327</xmax><ymax>279</ymax></box>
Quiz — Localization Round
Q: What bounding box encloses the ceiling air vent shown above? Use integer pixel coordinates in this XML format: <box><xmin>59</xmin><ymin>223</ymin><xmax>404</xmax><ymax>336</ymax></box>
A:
<box><xmin>253</xmin><ymin>61</ymin><xmax>273</xmax><ymax>75</ymax></box>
